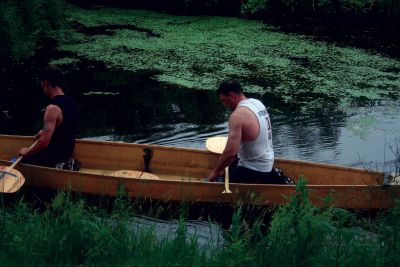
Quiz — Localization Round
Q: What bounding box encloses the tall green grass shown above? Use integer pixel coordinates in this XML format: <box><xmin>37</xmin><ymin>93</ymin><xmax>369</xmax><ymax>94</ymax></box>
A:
<box><xmin>1</xmin><ymin>180</ymin><xmax>400</xmax><ymax>266</ymax></box>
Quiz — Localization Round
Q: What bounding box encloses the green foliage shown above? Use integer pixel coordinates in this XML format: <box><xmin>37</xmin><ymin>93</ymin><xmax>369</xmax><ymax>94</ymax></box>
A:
<box><xmin>223</xmin><ymin>179</ymin><xmax>400</xmax><ymax>267</ymax></box>
<box><xmin>0</xmin><ymin>0</ymin><xmax>65</xmax><ymax>63</ymax></box>
<box><xmin>377</xmin><ymin>200</ymin><xmax>400</xmax><ymax>266</ymax></box>
<box><xmin>215</xmin><ymin>206</ymin><xmax>255</xmax><ymax>266</ymax></box>
<box><xmin>0</xmin><ymin>192</ymin><xmax>210</xmax><ymax>266</ymax></box>
<box><xmin>0</xmin><ymin>2</ymin><xmax>32</xmax><ymax>62</ymax></box>
<box><xmin>241</xmin><ymin>0</ymin><xmax>268</xmax><ymax>16</ymax></box>
<box><xmin>338</xmin><ymin>0</ymin><xmax>375</xmax><ymax>14</ymax></box>
<box><xmin>1</xmin><ymin>183</ymin><xmax>400</xmax><ymax>266</ymax></box>
<box><xmin>377</xmin><ymin>0</ymin><xmax>400</xmax><ymax>17</ymax></box>
<box><xmin>50</xmin><ymin>57</ymin><xmax>80</xmax><ymax>65</ymax></box>
<box><xmin>265</xmin><ymin>178</ymin><xmax>331</xmax><ymax>266</ymax></box>
<box><xmin>19</xmin><ymin>0</ymin><xmax>44</xmax><ymax>35</ymax></box>
<box><xmin>46</xmin><ymin>0</ymin><xmax>66</xmax><ymax>29</ymax></box>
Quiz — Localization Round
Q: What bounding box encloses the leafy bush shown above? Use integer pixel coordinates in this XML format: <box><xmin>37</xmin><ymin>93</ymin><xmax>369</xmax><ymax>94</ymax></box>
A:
<box><xmin>0</xmin><ymin>0</ymin><xmax>65</xmax><ymax>63</ymax></box>
<box><xmin>1</xmin><ymin>181</ymin><xmax>400</xmax><ymax>266</ymax></box>
<box><xmin>0</xmin><ymin>2</ymin><xmax>30</xmax><ymax>62</ymax></box>
<box><xmin>241</xmin><ymin>0</ymin><xmax>268</xmax><ymax>16</ymax></box>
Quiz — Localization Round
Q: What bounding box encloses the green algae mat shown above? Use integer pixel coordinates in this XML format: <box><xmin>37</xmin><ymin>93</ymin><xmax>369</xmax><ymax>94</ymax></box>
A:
<box><xmin>54</xmin><ymin>6</ymin><xmax>400</xmax><ymax>114</ymax></box>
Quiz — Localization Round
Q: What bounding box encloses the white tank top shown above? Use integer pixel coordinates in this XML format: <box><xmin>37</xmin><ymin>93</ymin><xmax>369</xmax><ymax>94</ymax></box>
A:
<box><xmin>237</xmin><ymin>98</ymin><xmax>274</xmax><ymax>172</ymax></box>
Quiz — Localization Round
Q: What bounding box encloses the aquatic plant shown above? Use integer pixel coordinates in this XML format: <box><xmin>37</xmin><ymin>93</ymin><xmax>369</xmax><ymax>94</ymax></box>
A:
<box><xmin>54</xmin><ymin>5</ymin><xmax>400</xmax><ymax>117</ymax></box>
<box><xmin>346</xmin><ymin>115</ymin><xmax>377</xmax><ymax>140</ymax></box>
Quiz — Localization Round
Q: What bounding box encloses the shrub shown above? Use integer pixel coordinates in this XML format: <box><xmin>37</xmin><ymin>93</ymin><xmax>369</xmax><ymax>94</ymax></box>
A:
<box><xmin>241</xmin><ymin>0</ymin><xmax>268</xmax><ymax>16</ymax></box>
<box><xmin>0</xmin><ymin>0</ymin><xmax>65</xmax><ymax>63</ymax></box>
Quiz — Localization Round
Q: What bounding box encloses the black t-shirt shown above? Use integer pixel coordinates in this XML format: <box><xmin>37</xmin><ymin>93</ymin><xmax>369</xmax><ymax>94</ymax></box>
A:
<box><xmin>46</xmin><ymin>95</ymin><xmax>79</xmax><ymax>162</ymax></box>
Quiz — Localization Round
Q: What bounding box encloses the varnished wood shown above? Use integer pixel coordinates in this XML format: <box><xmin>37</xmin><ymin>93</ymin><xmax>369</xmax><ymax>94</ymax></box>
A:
<box><xmin>205</xmin><ymin>136</ymin><xmax>231</xmax><ymax>194</ymax></box>
<box><xmin>206</xmin><ymin>136</ymin><xmax>227</xmax><ymax>154</ymax></box>
<box><xmin>80</xmin><ymin>168</ymin><xmax>159</xmax><ymax>179</ymax></box>
<box><xmin>0</xmin><ymin>140</ymin><xmax>37</xmax><ymax>193</ymax></box>
<box><xmin>0</xmin><ymin>134</ymin><xmax>397</xmax><ymax>208</ymax></box>
<box><xmin>0</xmin><ymin>166</ymin><xmax>25</xmax><ymax>193</ymax></box>
<box><xmin>109</xmin><ymin>170</ymin><xmax>159</xmax><ymax>180</ymax></box>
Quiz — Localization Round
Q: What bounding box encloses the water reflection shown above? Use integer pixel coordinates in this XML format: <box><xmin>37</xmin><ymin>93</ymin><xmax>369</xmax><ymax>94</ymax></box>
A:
<box><xmin>67</xmin><ymin>65</ymin><xmax>226</xmax><ymax>137</ymax></box>
<box><xmin>127</xmin><ymin>215</ymin><xmax>224</xmax><ymax>254</ymax></box>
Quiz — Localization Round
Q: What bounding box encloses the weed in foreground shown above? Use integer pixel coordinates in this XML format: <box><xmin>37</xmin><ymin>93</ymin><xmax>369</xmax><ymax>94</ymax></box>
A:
<box><xmin>1</xmin><ymin>181</ymin><xmax>400</xmax><ymax>266</ymax></box>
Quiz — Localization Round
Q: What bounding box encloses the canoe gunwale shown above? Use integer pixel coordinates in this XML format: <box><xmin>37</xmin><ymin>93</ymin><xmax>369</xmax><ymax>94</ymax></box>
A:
<box><xmin>3</xmin><ymin>134</ymin><xmax>383</xmax><ymax>175</ymax></box>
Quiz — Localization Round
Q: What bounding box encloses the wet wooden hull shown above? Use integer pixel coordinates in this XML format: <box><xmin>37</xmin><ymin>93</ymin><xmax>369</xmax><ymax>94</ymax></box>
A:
<box><xmin>0</xmin><ymin>135</ymin><xmax>398</xmax><ymax>208</ymax></box>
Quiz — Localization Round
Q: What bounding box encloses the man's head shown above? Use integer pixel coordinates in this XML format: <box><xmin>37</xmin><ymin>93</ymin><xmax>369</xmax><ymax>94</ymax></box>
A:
<box><xmin>39</xmin><ymin>65</ymin><xmax>63</xmax><ymax>96</ymax></box>
<box><xmin>217</xmin><ymin>80</ymin><xmax>245</xmax><ymax>110</ymax></box>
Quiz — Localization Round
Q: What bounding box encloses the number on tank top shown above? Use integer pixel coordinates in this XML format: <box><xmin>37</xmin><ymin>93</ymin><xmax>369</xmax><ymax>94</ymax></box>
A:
<box><xmin>265</xmin><ymin>116</ymin><xmax>271</xmax><ymax>131</ymax></box>
<box><xmin>265</xmin><ymin>115</ymin><xmax>272</xmax><ymax>140</ymax></box>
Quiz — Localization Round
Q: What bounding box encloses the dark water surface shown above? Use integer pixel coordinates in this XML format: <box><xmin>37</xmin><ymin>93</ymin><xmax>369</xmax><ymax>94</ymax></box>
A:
<box><xmin>1</xmin><ymin>61</ymin><xmax>399</xmax><ymax>172</ymax></box>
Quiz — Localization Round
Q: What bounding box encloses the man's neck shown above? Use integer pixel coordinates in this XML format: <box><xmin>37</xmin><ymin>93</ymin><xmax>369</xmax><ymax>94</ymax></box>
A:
<box><xmin>236</xmin><ymin>95</ymin><xmax>247</xmax><ymax>105</ymax></box>
<box><xmin>233</xmin><ymin>94</ymin><xmax>247</xmax><ymax>110</ymax></box>
<box><xmin>49</xmin><ymin>87</ymin><xmax>64</xmax><ymax>99</ymax></box>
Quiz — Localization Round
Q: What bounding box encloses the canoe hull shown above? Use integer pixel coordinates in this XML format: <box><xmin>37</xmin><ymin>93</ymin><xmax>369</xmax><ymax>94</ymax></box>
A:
<box><xmin>0</xmin><ymin>135</ymin><xmax>399</xmax><ymax>209</ymax></box>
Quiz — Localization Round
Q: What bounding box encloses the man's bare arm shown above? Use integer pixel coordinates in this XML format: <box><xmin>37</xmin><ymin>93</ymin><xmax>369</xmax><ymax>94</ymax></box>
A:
<box><xmin>208</xmin><ymin>111</ymin><xmax>243</xmax><ymax>180</ymax></box>
<box><xmin>19</xmin><ymin>105</ymin><xmax>61</xmax><ymax>156</ymax></box>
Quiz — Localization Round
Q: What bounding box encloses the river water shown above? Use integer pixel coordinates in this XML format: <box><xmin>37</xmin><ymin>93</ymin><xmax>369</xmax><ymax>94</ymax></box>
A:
<box><xmin>1</xmin><ymin>61</ymin><xmax>399</xmax><ymax>173</ymax></box>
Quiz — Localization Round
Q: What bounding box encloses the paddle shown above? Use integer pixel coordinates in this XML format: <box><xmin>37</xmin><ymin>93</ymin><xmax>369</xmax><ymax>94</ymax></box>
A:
<box><xmin>205</xmin><ymin>136</ymin><xmax>231</xmax><ymax>194</ymax></box>
<box><xmin>0</xmin><ymin>140</ymin><xmax>38</xmax><ymax>193</ymax></box>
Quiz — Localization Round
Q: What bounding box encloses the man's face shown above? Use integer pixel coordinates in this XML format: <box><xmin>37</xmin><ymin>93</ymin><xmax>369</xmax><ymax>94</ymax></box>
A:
<box><xmin>40</xmin><ymin>80</ymin><xmax>49</xmax><ymax>96</ymax></box>
<box><xmin>218</xmin><ymin>92</ymin><xmax>236</xmax><ymax>111</ymax></box>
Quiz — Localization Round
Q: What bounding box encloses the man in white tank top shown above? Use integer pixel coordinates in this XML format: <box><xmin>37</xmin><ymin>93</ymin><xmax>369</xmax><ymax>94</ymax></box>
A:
<box><xmin>208</xmin><ymin>80</ymin><xmax>276</xmax><ymax>184</ymax></box>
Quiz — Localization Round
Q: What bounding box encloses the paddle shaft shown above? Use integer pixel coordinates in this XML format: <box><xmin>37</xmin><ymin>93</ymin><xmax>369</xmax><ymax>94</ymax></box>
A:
<box><xmin>7</xmin><ymin>140</ymin><xmax>39</xmax><ymax>172</ymax></box>
<box><xmin>223</xmin><ymin>166</ymin><xmax>232</xmax><ymax>194</ymax></box>
<box><xmin>0</xmin><ymin>140</ymin><xmax>36</xmax><ymax>193</ymax></box>
<box><xmin>205</xmin><ymin>136</ymin><xmax>232</xmax><ymax>194</ymax></box>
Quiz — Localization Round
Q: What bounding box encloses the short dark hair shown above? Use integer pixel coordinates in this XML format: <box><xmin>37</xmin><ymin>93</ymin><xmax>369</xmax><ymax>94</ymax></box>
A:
<box><xmin>39</xmin><ymin>65</ymin><xmax>63</xmax><ymax>87</ymax></box>
<box><xmin>217</xmin><ymin>80</ymin><xmax>243</xmax><ymax>96</ymax></box>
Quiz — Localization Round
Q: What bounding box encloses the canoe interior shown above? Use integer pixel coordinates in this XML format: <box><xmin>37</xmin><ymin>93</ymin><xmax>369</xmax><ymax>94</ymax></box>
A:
<box><xmin>0</xmin><ymin>135</ymin><xmax>384</xmax><ymax>186</ymax></box>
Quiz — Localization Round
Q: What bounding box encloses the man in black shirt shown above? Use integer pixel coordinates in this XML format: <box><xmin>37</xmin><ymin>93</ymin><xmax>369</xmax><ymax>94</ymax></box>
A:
<box><xmin>18</xmin><ymin>65</ymin><xmax>78</xmax><ymax>167</ymax></box>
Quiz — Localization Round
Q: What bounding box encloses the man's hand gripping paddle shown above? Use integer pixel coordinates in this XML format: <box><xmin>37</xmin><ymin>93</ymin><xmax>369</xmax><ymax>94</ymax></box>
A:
<box><xmin>0</xmin><ymin>140</ymin><xmax>38</xmax><ymax>193</ymax></box>
<box><xmin>206</xmin><ymin>136</ymin><xmax>232</xmax><ymax>194</ymax></box>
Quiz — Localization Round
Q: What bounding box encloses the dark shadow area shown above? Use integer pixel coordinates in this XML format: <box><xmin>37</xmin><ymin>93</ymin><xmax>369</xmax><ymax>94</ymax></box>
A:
<box><xmin>0</xmin><ymin>55</ymin><xmax>226</xmax><ymax>139</ymax></box>
<box><xmin>264</xmin><ymin>15</ymin><xmax>400</xmax><ymax>58</ymax></box>
<box><xmin>72</xmin><ymin>21</ymin><xmax>161</xmax><ymax>37</ymax></box>
<box><xmin>67</xmin><ymin>0</ymin><xmax>242</xmax><ymax>16</ymax></box>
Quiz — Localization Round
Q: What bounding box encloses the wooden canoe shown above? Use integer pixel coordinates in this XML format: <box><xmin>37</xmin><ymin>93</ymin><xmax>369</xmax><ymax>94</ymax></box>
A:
<box><xmin>0</xmin><ymin>134</ymin><xmax>398</xmax><ymax>209</ymax></box>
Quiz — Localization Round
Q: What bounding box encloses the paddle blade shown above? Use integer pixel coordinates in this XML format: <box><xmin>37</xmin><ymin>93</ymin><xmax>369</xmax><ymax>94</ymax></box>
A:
<box><xmin>109</xmin><ymin>170</ymin><xmax>159</xmax><ymax>180</ymax></box>
<box><xmin>206</xmin><ymin>136</ymin><xmax>228</xmax><ymax>154</ymax></box>
<box><xmin>0</xmin><ymin>166</ymin><xmax>25</xmax><ymax>193</ymax></box>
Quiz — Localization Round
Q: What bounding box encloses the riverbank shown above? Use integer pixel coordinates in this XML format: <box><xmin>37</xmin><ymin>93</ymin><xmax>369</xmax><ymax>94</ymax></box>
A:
<box><xmin>1</xmin><ymin>181</ymin><xmax>400</xmax><ymax>266</ymax></box>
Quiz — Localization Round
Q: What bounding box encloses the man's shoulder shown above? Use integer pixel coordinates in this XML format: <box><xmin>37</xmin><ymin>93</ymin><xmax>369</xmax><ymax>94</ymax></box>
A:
<box><xmin>50</xmin><ymin>95</ymin><xmax>78</xmax><ymax>111</ymax></box>
<box><xmin>239</xmin><ymin>98</ymin><xmax>267</xmax><ymax>113</ymax></box>
<box><xmin>45</xmin><ymin>104</ymin><xmax>62</xmax><ymax>114</ymax></box>
<box><xmin>235</xmin><ymin>105</ymin><xmax>256</xmax><ymax>115</ymax></box>
<box><xmin>248</xmin><ymin>98</ymin><xmax>265</xmax><ymax>106</ymax></box>
<box><xmin>230</xmin><ymin>107</ymin><xmax>252</xmax><ymax>122</ymax></box>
